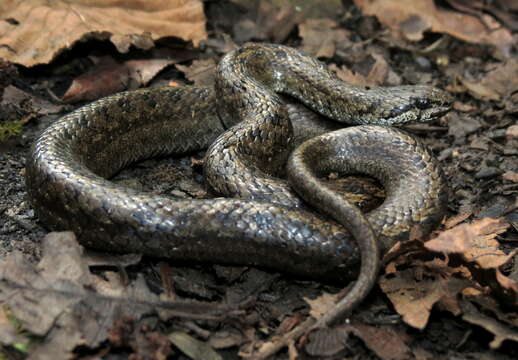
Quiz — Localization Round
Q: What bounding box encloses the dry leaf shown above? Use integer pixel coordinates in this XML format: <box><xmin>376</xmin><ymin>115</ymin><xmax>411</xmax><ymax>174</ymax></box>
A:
<box><xmin>425</xmin><ymin>217</ymin><xmax>511</xmax><ymax>269</ymax></box>
<box><xmin>460</xmin><ymin>59</ymin><xmax>518</xmax><ymax>101</ymax></box>
<box><xmin>444</xmin><ymin>212</ymin><xmax>473</xmax><ymax>229</ymax></box>
<box><xmin>230</xmin><ymin>0</ymin><xmax>344</xmax><ymax>44</ymax></box>
<box><xmin>305</xmin><ymin>327</ymin><xmax>348</xmax><ymax>357</ymax></box>
<box><xmin>176</xmin><ymin>59</ymin><xmax>217</xmax><ymax>86</ymax></box>
<box><xmin>506</xmin><ymin>124</ymin><xmax>518</xmax><ymax>138</ymax></box>
<box><xmin>461</xmin><ymin>301</ymin><xmax>518</xmax><ymax>349</ymax></box>
<box><xmin>425</xmin><ymin>218</ymin><xmax>517</xmax><ymax>307</ymax></box>
<box><xmin>299</xmin><ymin>18</ymin><xmax>351</xmax><ymax>58</ymax></box>
<box><xmin>169</xmin><ymin>332</ymin><xmax>222</xmax><ymax>360</ymax></box>
<box><xmin>380</xmin><ymin>268</ymin><xmax>472</xmax><ymax>329</ymax></box>
<box><xmin>0</xmin><ymin>232</ymin><xmax>246</xmax><ymax>358</ymax></box>
<box><xmin>353</xmin><ymin>0</ymin><xmax>513</xmax><ymax>55</ymax></box>
<box><xmin>503</xmin><ymin>172</ymin><xmax>518</xmax><ymax>182</ymax></box>
<box><xmin>329</xmin><ymin>52</ymin><xmax>391</xmax><ymax>87</ymax></box>
<box><xmin>349</xmin><ymin>323</ymin><xmax>412</xmax><ymax>360</ymax></box>
<box><xmin>61</xmin><ymin>57</ymin><xmax>177</xmax><ymax>103</ymax></box>
<box><xmin>0</xmin><ymin>0</ymin><xmax>206</xmax><ymax>66</ymax></box>
<box><xmin>304</xmin><ymin>292</ymin><xmax>340</xmax><ymax>319</ymax></box>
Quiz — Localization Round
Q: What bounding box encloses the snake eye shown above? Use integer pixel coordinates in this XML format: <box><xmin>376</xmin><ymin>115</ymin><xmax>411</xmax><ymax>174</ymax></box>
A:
<box><xmin>415</xmin><ymin>98</ymin><xmax>430</xmax><ymax>110</ymax></box>
<box><xmin>390</xmin><ymin>103</ymin><xmax>411</xmax><ymax>118</ymax></box>
<box><xmin>274</xmin><ymin>49</ymin><xmax>288</xmax><ymax>59</ymax></box>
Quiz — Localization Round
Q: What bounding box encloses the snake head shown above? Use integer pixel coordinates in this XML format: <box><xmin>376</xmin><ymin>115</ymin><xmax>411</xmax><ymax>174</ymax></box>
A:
<box><xmin>381</xmin><ymin>85</ymin><xmax>454</xmax><ymax>125</ymax></box>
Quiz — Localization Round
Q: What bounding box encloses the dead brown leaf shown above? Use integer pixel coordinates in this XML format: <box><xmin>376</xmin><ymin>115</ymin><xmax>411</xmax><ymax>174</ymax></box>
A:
<box><xmin>444</xmin><ymin>211</ymin><xmax>473</xmax><ymax>229</ymax></box>
<box><xmin>425</xmin><ymin>218</ymin><xmax>518</xmax><ymax>307</ymax></box>
<box><xmin>353</xmin><ymin>0</ymin><xmax>513</xmax><ymax>55</ymax></box>
<box><xmin>61</xmin><ymin>57</ymin><xmax>177</xmax><ymax>103</ymax></box>
<box><xmin>460</xmin><ymin>59</ymin><xmax>518</xmax><ymax>101</ymax></box>
<box><xmin>305</xmin><ymin>327</ymin><xmax>348</xmax><ymax>357</ymax></box>
<box><xmin>461</xmin><ymin>301</ymin><xmax>518</xmax><ymax>349</ymax></box>
<box><xmin>230</xmin><ymin>0</ymin><xmax>344</xmax><ymax>44</ymax></box>
<box><xmin>425</xmin><ymin>218</ymin><xmax>511</xmax><ymax>268</ymax></box>
<box><xmin>503</xmin><ymin>172</ymin><xmax>518</xmax><ymax>182</ymax></box>
<box><xmin>349</xmin><ymin>322</ymin><xmax>412</xmax><ymax>360</ymax></box>
<box><xmin>176</xmin><ymin>59</ymin><xmax>217</xmax><ymax>86</ymax></box>
<box><xmin>0</xmin><ymin>0</ymin><xmax>206</xmax><ymax>66</ymax></box>
<box><xmin>507</xmin><ymin>124</ymin><xmax>518</xmax><ymax>138</ymax></box>
<box><xmin>304</xmin><ymin>292</ymin><xmax>340</xmax><ymax>319</ymax></box>
<box><xmin>0</xmin><ymin>232</ymin><xmax>246</xmax><ymax>358</ymax></box>
<box><xmin>329</xmin><ymin>52</ymin><xmax>391</xmax><ymax>87</ymax></box>
<box><xmin>298</xmin><ymin>18</ymin><xmax>351</xmax><ymax>59</ymax></box>
<box><xmin>380</xmin><ymin>268</ymin><xmax>472</xmax><ymax>329</ymax></box>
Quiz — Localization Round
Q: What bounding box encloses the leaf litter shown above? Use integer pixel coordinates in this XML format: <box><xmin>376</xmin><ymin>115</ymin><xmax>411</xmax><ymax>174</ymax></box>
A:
<box><xmin>0</xmin><ymin>232</ymin><xmax>247</xmax><ymax>359</ymax></box>
<box><xmin>0</xmin><ymin>0</ymin><xmax>517</xmax><ymax>359</ymax></box>
<box><xmin>0</xmin><ymin>0</ymin><xmax>206</xmax><ymax>67</ymax></box>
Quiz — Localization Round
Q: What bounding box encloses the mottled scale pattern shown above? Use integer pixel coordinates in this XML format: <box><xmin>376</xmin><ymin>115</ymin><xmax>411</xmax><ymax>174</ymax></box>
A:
<box><xmin>26</xmin><ymin>43</ymin><xmax>452</xmax><ymax>292</ymax></box>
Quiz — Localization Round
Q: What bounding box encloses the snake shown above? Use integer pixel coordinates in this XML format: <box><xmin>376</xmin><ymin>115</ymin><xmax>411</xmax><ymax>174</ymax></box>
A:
<box><xmin>25</xmin><ymin>43</ymin><xmax>452</xmax><ymax>324</ymax></box>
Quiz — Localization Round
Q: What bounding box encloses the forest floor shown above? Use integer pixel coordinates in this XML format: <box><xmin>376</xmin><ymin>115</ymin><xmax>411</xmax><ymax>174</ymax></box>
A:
<box><xmin>0</xmin><ymin>1</ymin><xmax>517</xmax><ymax>359</ymax></box>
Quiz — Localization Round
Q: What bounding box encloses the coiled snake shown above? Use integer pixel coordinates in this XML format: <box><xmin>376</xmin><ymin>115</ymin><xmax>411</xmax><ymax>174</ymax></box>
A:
<box><xmin>26</xmin><ymin>43</ymin><xmax>452</xmax><ymax>324</ymax></box>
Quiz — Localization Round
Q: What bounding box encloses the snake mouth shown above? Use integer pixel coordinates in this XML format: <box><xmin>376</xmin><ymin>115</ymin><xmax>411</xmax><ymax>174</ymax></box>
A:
<box><xmin>427</xmin><ymin>104</ymin><xmax>452</xmax><ymax>120</ymax></box>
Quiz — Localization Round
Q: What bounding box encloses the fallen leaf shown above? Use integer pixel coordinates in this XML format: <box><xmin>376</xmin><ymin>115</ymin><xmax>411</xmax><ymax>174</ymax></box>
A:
<box><xmin>461</xmin><ymin>59</ymin><xmax>518</xmax><ymax>101</ymax></box>
<box><xmin>447</xmin><ymin>113</ymin><xmax>482</xmax><ymax>141</ymax></box>
<box><xmin>380</xmin><ymin>268</ymin><xmax>473</xmax><ymax>329</ymax></box>
<box><xmin>425</xmin><ymin>218</ymin><xmax>511</xmax><ymax>268</ymax></box>
<box><xmin>425</xmin><ymin>218</ymin><xmax>517</xmax><ymax>307</ymax></box>
<box><xmin>0</xmin><ymin>0</ymin><xmax>206</xmax><ymax>66</ymax></box>
<box><xmin>305</xmin><ymin>327</ymin><xmax>348</xmax><ymax>357</ymax></box>
<box><xmin>461</xmin><ymin>301</ymin><xmax>518</xmax><ymax>349</ymax></box>
<box><xmin>61</xmin><ymin>57</ymin><xmax>177</xmax><ymax>103</ymax></box>
<box><xmin>304</xmin><ymin>292</ymin><xmax>340</xmax><ymax>319</ymax></box>
<box><xmin>169</xmin><ymin>331</ymin><xmax>222</xmax><ymax>360</ymax></box>
<box><xmin>230</xmin><ymin>0</ymin><xmax>344</xmax><ymax>44</ymax></box>
<box><xmin>507</xmin><ymin>124</ymin><xmax>518</xmax><ymax>138</ymax></box>
<box><xmin>460</xmin><ymin>79</ymin><xmax>501</xmax><ymax>101</ymax></box>
<box><xmin>176</xmin><ymin>59</ymin><xmax>217</xmax><ymax>86</ymax></box>
<box><xmin>354</xmin><ymin>0</ymin><xmax>513</xmax><ymax>56</ymax></box>
<box><xmin>444</xmin><ymin>212</ymin><xmax>473</xmax><ymax>229</ymax></box>
<box><xmin>329</xmin><ymin>52</ymin><xmax>391</xmax><ymax>87</ymax></box>
<box><xmin>503</xmin><ymin>172</ymin><xmax>518</xmax><ymax>182</ymax></box>
<box><xmin>208</xmin><ymin>330</ymin><xmax>246</xmax><ymax>349</ymax></box>
<box><xmin>0</xmin><ymin>232</ymin><xmax>247</xmax><ymax>358</ymax></box>
<box><xmin>349</xmin><ymin>322</ymin><xmax>412</xmax><ymax>360</ymax></box>
<box><xmin>298</xmin><ymin>18</ymin><xmax>351</xmax><ymax>58</ymax></box>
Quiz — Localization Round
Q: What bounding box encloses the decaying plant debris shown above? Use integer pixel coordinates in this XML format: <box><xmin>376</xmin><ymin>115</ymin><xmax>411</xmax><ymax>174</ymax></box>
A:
<box><xmin>0</xmin><ymin>0</ymin><xmax>517</xmax><ymax>359</ymax></box>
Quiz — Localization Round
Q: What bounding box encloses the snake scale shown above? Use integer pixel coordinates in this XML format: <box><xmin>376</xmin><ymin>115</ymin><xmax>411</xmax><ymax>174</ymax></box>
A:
<box><xmin>26</xmin><ymin>43</ymin><xmax>452</xmax><ymax>323</ymax></box>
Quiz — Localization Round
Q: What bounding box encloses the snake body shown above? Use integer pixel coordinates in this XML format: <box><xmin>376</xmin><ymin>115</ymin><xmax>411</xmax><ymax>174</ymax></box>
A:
<box><xmin>26</xmin><ymin>44</ymin><xmax>452</xmax><ymax>322</ymax></box>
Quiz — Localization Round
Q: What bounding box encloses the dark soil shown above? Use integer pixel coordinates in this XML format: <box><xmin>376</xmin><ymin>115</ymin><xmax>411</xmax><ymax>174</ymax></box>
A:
<box><xmin>0</xmin><ymin>1</ymin><xmax>517</xmax><ymax>359</ymax></box>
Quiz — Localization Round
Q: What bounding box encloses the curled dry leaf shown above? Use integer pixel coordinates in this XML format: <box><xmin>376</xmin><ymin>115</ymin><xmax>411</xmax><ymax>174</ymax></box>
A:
<box><xmin>425</xmin><ymin>217</ymin><xmax>511</xmax><ymax>269</ymax></box>
<box><xmin>425</xmin><ymin>217</ymin><xmax>518</xmax><ymax>307</ymax></box>
<box><xmin>353</xmin><ymin>0</ymin><xmax>513</xmax><ymax>55</ymax></box>
<box><xmin>461</xmin><ymin>301</ymin><xmax>518</xmax><ymax>349</ymax></box>
<box><xmin>0</xmin><ymin>0</ymin><xmax>206</xmax><ymax>66</ymax></box>
<box><xmin>61</xmin><ymin>57</ymin><xmax>177</xmax><ymax>103</ymax></box>
<box><xmin>379</xmin><ymin>267</ymin><xmax>473</xmax><ymax>329</ymax></box>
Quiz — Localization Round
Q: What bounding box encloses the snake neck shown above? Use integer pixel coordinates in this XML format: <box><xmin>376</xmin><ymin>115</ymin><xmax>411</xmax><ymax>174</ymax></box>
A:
<box><xmin>226</xmin><ymin>43</ymin><xmax>453</xmax><ymax>125</ymax></box>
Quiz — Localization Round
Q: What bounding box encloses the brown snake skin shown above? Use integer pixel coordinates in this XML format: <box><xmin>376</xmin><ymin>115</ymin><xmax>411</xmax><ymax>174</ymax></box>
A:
<box><xmin>26</xmin><ymin>43</ymin><xmax>452</xmax><ymax>324</ymax></box>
